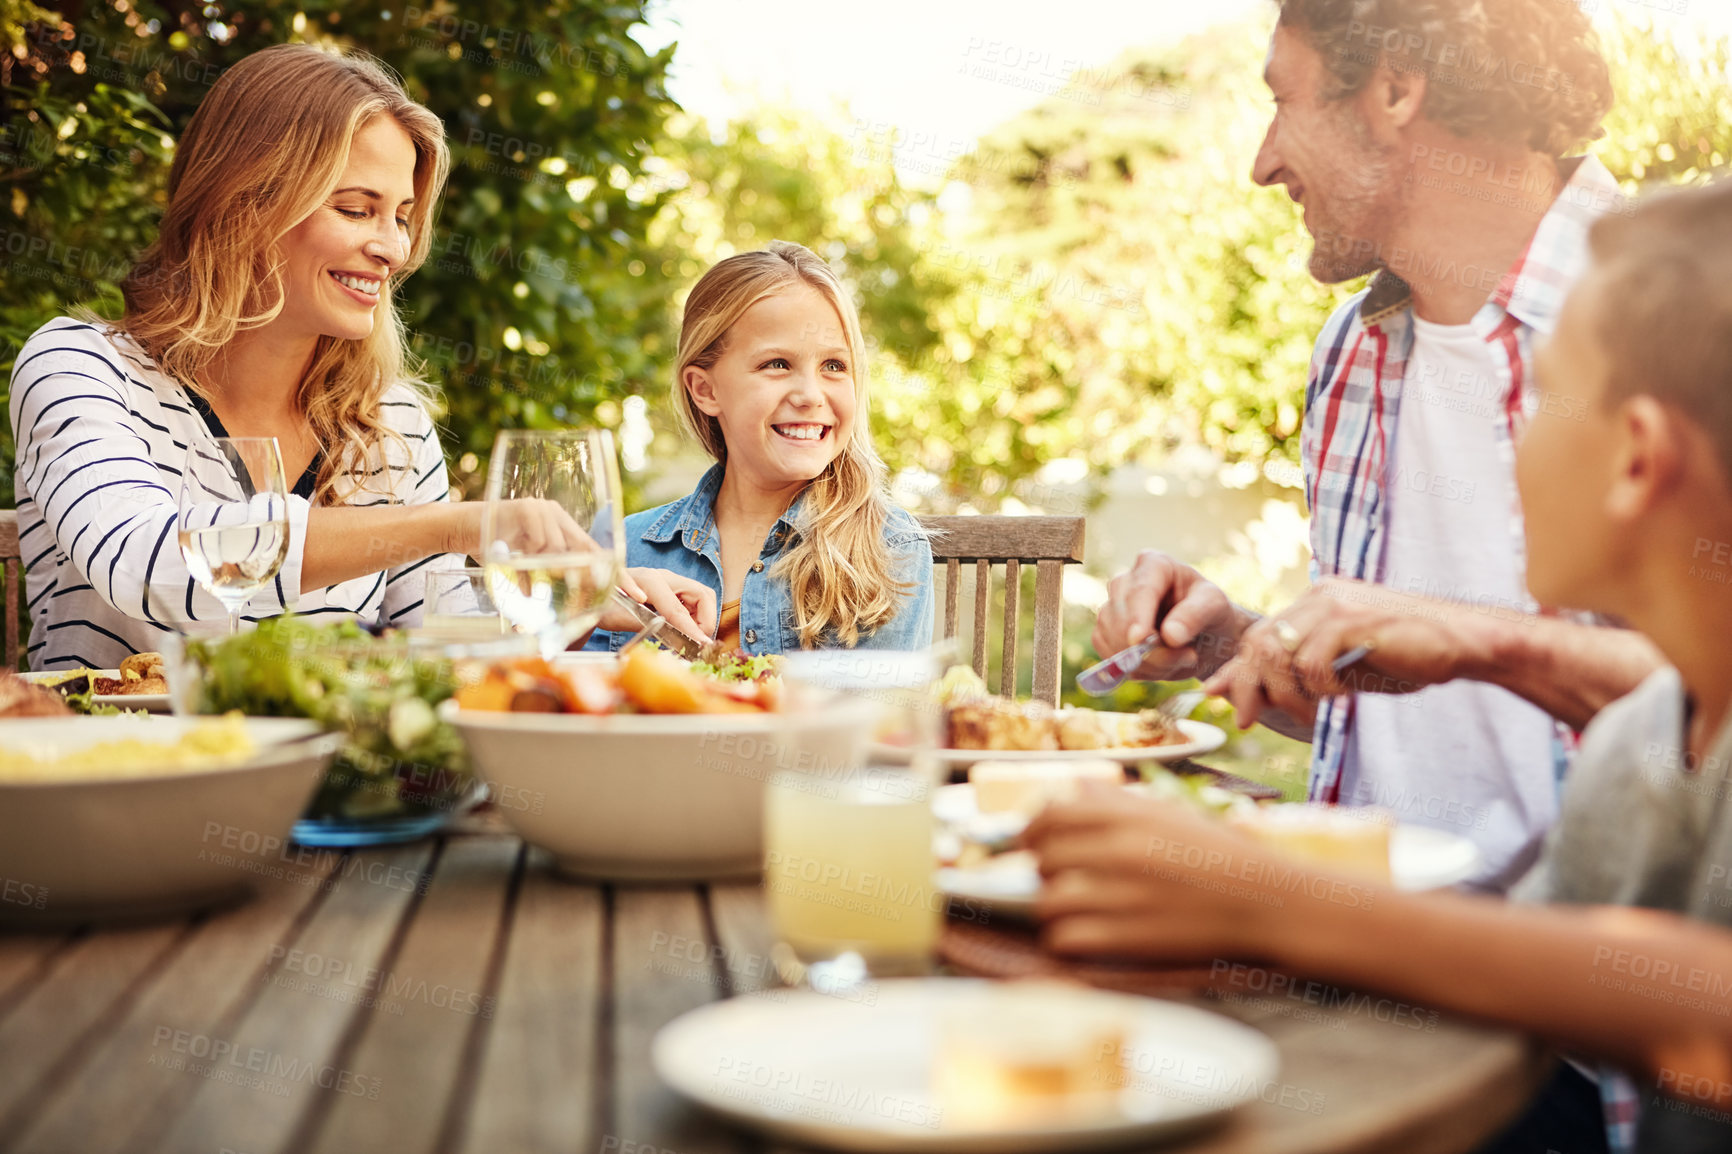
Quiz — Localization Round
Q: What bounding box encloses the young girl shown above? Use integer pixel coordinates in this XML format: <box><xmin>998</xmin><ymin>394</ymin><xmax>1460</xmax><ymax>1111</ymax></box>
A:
<box><xmin>9</xmin><ymin>44</ymin><xmax>710</xmax><ymax>669</ymax></box>
<box><xmin>589</xmin><ymin>241</ymin><xmax>933</xmax><ymax>654</ymax></box>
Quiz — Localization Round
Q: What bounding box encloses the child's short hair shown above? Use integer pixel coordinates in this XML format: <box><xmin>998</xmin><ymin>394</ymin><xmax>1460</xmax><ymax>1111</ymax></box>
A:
<box><xmin>1587</xmin><ymin>180</ymin><xmax>1732</xmax><ymax>479</ymax></box>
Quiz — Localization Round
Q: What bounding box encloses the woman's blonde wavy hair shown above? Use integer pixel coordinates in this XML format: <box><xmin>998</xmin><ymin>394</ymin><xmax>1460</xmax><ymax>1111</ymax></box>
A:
<box><xmin>118</xmin><ymin>44</ymin><xmax>449</xmax><ymax>503</ymax></box>
<box><xmin>674</xmin><ymin>241</ymin><xmax>916</xmax><ymax>647</ymax></box>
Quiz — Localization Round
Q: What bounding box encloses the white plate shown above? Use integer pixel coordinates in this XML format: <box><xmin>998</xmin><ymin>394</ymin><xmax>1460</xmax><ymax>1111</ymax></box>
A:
<box><xmin>938</xmin><ymin>817</ymin><xmax>1484</xmax><ymax>920</ymax></box>
<box><xmin>19</xmin><ymin>669</ymin><xmax>172</xmax><ymax>713</ymax></box>
<box><xmin>876</xmin><ymin>718</ymin><xmax>1226</xmax><ymax>768</ymax></box>
<box><xmin>653</xmin><ymin>978</ymin><xmax>1279</xmax><ymax>1153</ymax></box>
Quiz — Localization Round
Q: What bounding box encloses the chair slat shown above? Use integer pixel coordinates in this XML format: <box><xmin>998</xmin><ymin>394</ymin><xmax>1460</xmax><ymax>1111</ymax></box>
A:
<box><xmin>1032</xmin><ymin>560</ymin><xmax>1065</xmax><ymax>706</ymax></box>
<box><xmin>919</xmin><ymin>515</ymin><xmax>1083</xmax><ymax>708</ymax></box>
<box><xmin>921</xmin><ymin>515</ymin><xmax>1084</xmax><ymax>563</ymax></box>
<box><xmin>1</xmin><ymin>511</ymin><xmax>19</xmax><ymax>673</ymax></box>
<box><xmin>5</xmin><ymin>560</ymin><xmax>17</xmax><ymax>673</ymax></box>
<box><xmin>943</xmin><ymin>557</ymin><xmax>960</xmax><ymax>641</ymax></box>
<box><xmin>972</xmin><ymin>559</ymin><xmax>990</xmax><ymax>682</ymax></box>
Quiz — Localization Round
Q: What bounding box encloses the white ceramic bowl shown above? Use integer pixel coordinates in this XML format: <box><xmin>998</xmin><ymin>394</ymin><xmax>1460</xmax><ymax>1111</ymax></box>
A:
<box><xmin>443</xmin><ymin>699</ymin><xmax>879</xmax><ymax>881</ymax></box>
<box><xmin>0</xmin><ymin>715</ymin><xmax>341</xmax><ymax>925</ymax></box>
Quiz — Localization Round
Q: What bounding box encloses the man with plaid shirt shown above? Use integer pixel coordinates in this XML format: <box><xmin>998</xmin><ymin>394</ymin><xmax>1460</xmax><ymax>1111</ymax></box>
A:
<box><xmin>1091</xmin><ymin>1</ymin><xmax>1665</xmax><ymax>1149</ymax></box>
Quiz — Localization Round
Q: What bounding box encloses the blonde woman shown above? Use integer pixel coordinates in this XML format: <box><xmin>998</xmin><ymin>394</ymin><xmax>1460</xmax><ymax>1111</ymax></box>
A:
<box><xmin>9</xmin><ymin>44</ymin><xmax>712</xmax><ymax>670</ymax></box>
<box><xmin>588</xmin><ymin>241</ymin><xmax>933</xmax><ymax>655</ymax></box>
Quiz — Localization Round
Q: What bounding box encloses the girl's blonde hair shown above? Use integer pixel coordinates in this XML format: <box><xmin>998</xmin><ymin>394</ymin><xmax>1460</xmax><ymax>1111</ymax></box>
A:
<box><xmin>674</xmin><ymin>241</ymin><xmax>914</xmax><ymax>647</ymax></box>
<box><xmin>119</xmin><ymin>44</ymin><xmax>449</xmax><ymax>503</ymax></box>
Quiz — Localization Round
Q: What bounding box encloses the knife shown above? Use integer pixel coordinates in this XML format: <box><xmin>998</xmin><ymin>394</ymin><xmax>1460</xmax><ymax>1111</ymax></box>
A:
<box><xmin>609</xmin><ymin>588</ymin><xmax>707</xmax><ymax>660</ymax></box>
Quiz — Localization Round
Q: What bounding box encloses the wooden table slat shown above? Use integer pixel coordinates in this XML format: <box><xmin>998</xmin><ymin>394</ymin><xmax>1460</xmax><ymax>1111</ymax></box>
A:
<box><xmin>0</xmin><ymin>921</ymin><xmax>188</xmax><ymax>1138</ymax></box>
<box><xmin>2</xmin><ymin>829</ymin><xmax>1553</xmax><ymax>1154</ymax></box>
<box><xmin>454</xmin><ymin>847</ymin><xmax>604</xmax><ymax>1154</ymax></box>
<box><xmin>151</xmin><ymin>843</ymin><xmax>437</xmax><ymax>1154</ymax></box>
<box><xmin>4</xmin><ymin>852</ymin><xmax>342</xmax><ymax>1154</ymax></box>
<box><xmin>0</xmin><ymin>932</ymin><xmax>75</xmax><ymax>1022</ymax></box>
<box><xmin>300</xmin><ymin>837</ymin><xmax>522</xmax><ymax>1154</ymax></box>
<box><xmin>612</xmin><ymin>887</ymin><xmax>748</xmax><ymax>1154</ymax></box>
<box><xmin>707</xmin><ymin>882</ymin><xmax>779</xmax><ymax>997</ymax></box>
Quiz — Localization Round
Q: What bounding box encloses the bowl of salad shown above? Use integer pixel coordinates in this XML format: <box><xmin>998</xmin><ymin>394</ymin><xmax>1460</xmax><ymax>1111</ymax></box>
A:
<box><xmin>177</xmin><ymin>617</ymin><xmax>476</xmax><ymax>847</ymax></box>
<box><xmin>443</xmin><ymin>645</ymin><xmax>877</xmax><ymax>880</ymax></box>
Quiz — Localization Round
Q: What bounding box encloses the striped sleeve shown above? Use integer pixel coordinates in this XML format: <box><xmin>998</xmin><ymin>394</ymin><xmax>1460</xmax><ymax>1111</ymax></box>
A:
<box><xmin>376</xmin><ymin>391</ymin><xmax>463</xmax><ymax>627</ymax></box>
<box><xmin>9</xmin><ymin>323</ymin><xmax>308</xmax><ymax>627</ymax></box>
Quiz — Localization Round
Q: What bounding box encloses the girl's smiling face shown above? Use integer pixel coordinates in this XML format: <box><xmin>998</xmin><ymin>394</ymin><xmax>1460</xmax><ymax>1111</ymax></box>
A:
<box><xmin>683</xmin><ymin>282</ymin><xmax>857</xmax><ymax>494</ymax></box>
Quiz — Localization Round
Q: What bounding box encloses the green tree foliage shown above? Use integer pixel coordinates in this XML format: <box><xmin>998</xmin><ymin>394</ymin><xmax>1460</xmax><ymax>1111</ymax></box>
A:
<box><xmin>657</xmin><ymin>14</ymin><xmax>1731</xmax><ymax>514</ymax></box>
<box><xmin>0</xmin><ymin>0</ymin><xmax>676</xmax><ymax>500</ymax></box>
<box><xmin>1596</xmin><ymin>16</ymin><xmax>1732</xmax><ymax>188</ymax></box>
<box><xmin>2</xmin><ymin>4</ymin><xmax>1727</xmax><ymax>516</ymax></box>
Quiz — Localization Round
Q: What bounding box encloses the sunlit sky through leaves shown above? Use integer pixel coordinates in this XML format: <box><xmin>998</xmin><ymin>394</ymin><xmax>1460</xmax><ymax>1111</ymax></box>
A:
<box><xmin>639</xmin><ymin>0</ymin><xmax>1264</xmax><ymax>185</ymax></box>
<box><xmin>640</xmin><ymin>0</ymin><xmax>1732</xmax><ymax>186</ymax></box>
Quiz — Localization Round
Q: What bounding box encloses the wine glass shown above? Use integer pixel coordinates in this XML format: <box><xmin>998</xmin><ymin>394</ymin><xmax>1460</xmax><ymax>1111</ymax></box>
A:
<box><xmin>177</xmin><ymin>437</ymin><xmax>292</xmax><ymax>636</ymax></box>
<box><xmin>479</xmin><ymin>429</ymin><xmax>626</xmax><ymax>657</ymax></box>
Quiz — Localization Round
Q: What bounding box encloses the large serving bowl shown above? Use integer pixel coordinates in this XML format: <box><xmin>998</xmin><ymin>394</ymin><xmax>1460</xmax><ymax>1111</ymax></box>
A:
<box><xmin>0</xmin><ymin>715</ymin><xmax>340</xmax><ymax>926</ymax></box>
<box><xmin>443</xmin><ymin>699</ymin><xmax>878</xmax><ymax>881</ymax></box>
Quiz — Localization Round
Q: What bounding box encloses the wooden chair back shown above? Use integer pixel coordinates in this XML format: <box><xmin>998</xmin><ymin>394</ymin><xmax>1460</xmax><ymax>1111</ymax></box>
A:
<box><xmin>0</xmin><ymin>510</ymin><xmax>20</xmax><ymax>672</ymax></box>
<box><xmin>920</xmin><ymin>515</ymin><xmax>1085</xmax><ymax>706</ymax></box>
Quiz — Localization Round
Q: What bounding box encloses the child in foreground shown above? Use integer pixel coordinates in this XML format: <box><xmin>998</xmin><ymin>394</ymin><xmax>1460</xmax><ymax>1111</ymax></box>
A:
<box><xmin>1026</xmin><ymin>179</ymin><xmax>1732</xmax><ymax>1154</ymax></box>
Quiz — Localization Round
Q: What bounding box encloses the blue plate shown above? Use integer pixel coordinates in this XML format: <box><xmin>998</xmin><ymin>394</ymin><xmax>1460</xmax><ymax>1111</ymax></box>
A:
<box><xmin>290</xmin><ymin>781</ymin><xmax>486</xmax><ymax>847</ymax></box>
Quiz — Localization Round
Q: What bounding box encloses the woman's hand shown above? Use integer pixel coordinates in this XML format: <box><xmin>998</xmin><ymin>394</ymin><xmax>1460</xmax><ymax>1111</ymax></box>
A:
<box><xmin>1023</xmin><ymin>786</ymin><xmax>1296</xmax><ymax>962</ymax></box>
<box><xmin>438</xmin><ymin>504</ymin><xmax>716</xmax><ymax>640</ymax></box>
<box><xmin>602</xmin><ymin>568</ymin><xmax>718</xmax><ymax>642</ymax></box>
<box><xmin>446</xmin><ymin>498</ymin><xmax>600</xmax><ymax>558</ymax></box>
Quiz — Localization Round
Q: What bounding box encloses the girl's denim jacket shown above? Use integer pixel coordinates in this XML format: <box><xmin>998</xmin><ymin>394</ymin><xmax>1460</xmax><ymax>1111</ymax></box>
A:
<box><xmin>585</xmin><ymin>465</ymin><xmax>934</xmax><ymax>654</ymax></box>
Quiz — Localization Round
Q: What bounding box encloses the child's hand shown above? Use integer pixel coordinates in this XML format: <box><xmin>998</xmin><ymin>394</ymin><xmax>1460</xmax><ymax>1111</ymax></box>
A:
<box><xmin>1023</xmin><ymin>785</ymin><xmax>1290</xmax><ymax>962</ymax></box>
<box><xmin>614</xmin><ymin>568</ymin><xmax>717</xmax><ymax>643</ymax></box>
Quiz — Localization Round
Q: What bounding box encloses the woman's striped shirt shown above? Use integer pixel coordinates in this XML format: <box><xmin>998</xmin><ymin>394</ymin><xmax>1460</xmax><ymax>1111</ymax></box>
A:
<box><xmin>9</xmin><ymin>317</ymin><xmax>463</xmax><ymax>671</ymax></box>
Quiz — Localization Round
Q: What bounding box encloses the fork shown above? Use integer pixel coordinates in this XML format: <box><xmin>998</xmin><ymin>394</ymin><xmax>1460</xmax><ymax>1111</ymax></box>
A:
<box><xmin>1156</xmin><ymin>688</ymin><xmax>1207</xmax><ymax>722</ymax></box>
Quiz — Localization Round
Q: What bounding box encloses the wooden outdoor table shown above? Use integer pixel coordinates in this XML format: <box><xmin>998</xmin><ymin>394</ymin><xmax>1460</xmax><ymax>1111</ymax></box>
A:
<box><xmin>0</xmin><ymin>812</ymin><xmax>1550</xmax><ymax>1154</ymax></box>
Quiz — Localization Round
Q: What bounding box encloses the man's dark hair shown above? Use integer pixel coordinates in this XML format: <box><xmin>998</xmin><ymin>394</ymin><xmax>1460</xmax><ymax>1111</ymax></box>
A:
<box><xmin>1276</xmin><ymin>0</ymin><xmax>1613</xmax><ymax>156</ymax></box>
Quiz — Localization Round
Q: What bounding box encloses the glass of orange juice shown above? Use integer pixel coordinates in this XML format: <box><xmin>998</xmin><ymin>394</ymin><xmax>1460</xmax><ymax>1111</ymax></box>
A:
<box><xmin>767</xmin><ymin>650</ymin><xmax>944</xmax><ymax>992</ymax></box>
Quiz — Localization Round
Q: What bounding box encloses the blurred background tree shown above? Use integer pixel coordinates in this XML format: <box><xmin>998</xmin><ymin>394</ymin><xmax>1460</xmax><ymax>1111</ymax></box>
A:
<box><xmin>0</xmin><ymin>0</ymin><xmax>677</xmax><ymax>501</ymax></box>
<box><xmin>3</xmin><ymin>5</ymin><xmax>1726</xmax><ymax>505</ymax></box>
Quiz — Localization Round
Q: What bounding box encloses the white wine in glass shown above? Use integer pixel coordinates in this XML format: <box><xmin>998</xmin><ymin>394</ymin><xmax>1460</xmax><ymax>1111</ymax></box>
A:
<box><xmin>177</xmin><ymin>437</ymin><xmax>292</xmax><ymax>636</ymax></box>
<box><xmin>479</xmin><ymin>429</ymin><xmax>625</xmax><ymax>656</ymax></box>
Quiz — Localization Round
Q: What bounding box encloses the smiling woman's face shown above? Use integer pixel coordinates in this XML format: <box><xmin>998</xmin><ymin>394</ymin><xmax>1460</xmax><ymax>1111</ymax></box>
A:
<box><xmin>684</xmin><ymin>282</ymin><xmax>858</xmax><ymax>495</ymax></box>
<box><xmin>275</xmin><ymin>116</ymin><xmax>418</xmax><ymax>343</ymax></box>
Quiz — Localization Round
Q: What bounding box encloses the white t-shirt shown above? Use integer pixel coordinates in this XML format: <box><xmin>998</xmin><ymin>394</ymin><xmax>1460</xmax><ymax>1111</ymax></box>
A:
<box><xmin>10</xmin><ymin>317</ymin><xmax>461</xmax><ymax>670</ymax></box>
<box><xmin>1338</xmin><ymin>315</ymin><xmax>1559</xmax><ymax>891</ymax></box>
